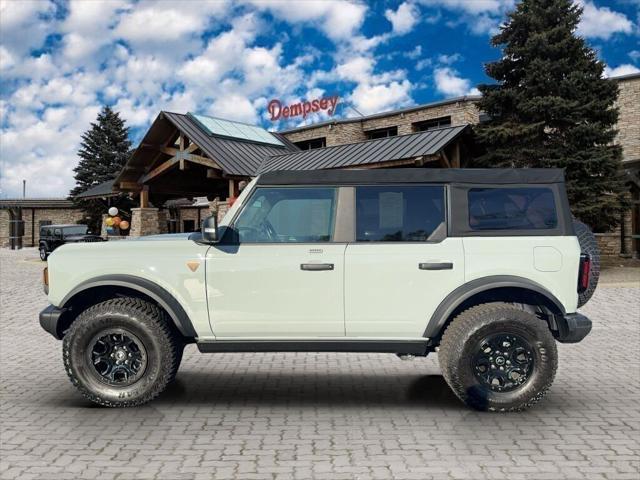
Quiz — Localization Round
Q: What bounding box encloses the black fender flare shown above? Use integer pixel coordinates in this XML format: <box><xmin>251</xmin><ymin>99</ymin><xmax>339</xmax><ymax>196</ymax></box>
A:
<box><xmin>60</xmin><ymin>274</ymin><xmax>197</xmax><ymax>338</ymax></box>
<box><xmin>423</xmin><ymin>275</ymin><xmax>566</xmax><ymax>338</ymax></box>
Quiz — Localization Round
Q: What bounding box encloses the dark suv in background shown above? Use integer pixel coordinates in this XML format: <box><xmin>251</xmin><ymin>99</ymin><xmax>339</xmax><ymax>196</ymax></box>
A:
<box><xmin>39</xmin><ymin>224</ymin><xmax>103</xmax><ymax>260</ymax></box>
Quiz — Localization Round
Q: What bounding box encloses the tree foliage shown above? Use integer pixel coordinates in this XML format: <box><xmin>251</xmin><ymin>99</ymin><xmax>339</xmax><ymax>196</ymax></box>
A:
<box><xmin>70</xmin><ymin>106</ymin><xmax>133</xmax><ymax>231</ymax></box>
<box><xmin>474</xmin><ymin>0</ymin><xmax>626</xmax><ymax>231</ymax></box>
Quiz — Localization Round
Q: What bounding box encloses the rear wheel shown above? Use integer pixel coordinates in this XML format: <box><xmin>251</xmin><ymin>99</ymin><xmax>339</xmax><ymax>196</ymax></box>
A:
<box><xmin>63</xmin><ymin>297</ymin><xmax>183</xmax><ymax>407</ymax></box>
<box><xmin>438</xmin><ymin>302</ymin><xmax>557</xmax><ymax>412</ymax></box>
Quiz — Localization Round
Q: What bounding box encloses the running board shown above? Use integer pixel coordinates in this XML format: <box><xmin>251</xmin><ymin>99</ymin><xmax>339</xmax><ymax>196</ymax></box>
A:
<box><xmin>197</xmin><ymin>340</ymin><xmax>429</xmax><ymax>355</ymax></box>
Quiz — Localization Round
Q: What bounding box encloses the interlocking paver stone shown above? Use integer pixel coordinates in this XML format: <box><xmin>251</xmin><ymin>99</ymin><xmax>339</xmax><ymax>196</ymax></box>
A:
<box><xmin>1</xmin><ymin>248</ymin><xmax>639</xmax><ymax>480</ymax></box>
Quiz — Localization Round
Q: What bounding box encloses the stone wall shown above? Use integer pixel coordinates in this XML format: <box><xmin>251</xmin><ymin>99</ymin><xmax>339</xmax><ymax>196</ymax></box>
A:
<box><xmin>283</xmin><ymin>99</ymin><xmax>480</xmax><ymax>147</ymax></box>
<box><xmin>615</xmin><ymin>75</ymin><xmax>640</xmax><ymax>163</ymax></box>
<box><xmin>0</xmin><ymin>207</ymin><xmax>85</xmax><ymax>248</ymax></box>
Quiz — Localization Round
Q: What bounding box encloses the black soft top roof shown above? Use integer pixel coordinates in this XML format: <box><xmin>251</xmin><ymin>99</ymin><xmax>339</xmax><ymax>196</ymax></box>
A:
<box><xmin>257</xmin><ymin>168</ymin><xmax>565</xmax><ymax>186</ymax></box>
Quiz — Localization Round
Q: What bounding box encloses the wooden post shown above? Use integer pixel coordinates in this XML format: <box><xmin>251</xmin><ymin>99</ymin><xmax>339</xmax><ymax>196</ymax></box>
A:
<box><xmin>140</xmin><ymin>187</ymin><xmax>149</xmax><ymax>208</ymax></box>
<box><xmin>228</xmin><ymin>179</ymin><xmax>236</xmax><ymax>199</ymax></box>
<box><xmin>452</xmin><ymin>142</ymin><xmax>461</xmax><ymax>168</ymax></box>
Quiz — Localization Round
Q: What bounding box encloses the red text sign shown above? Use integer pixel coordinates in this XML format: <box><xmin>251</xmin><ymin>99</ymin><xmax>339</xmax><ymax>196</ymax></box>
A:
<box><xmin>268</xmin><ymin>96</ymin><xmax>339</xmax><ymax>121</ymax></box>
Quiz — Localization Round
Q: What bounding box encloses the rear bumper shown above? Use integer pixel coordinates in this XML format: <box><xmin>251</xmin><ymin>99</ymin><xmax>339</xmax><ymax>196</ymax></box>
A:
<box><xmin>39</xmin><ymin>304</ymin><xmax>65</xmax><ymax>340</ymax></box>
<box><xmin>555</xmin><ymin>312</ymin><xmax>592</xmax><ymax>343</ymax></box>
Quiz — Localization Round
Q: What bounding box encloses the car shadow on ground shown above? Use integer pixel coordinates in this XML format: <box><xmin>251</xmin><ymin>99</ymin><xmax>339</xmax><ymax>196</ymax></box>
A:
<box><xmin>152</xmin><ymin>371</ymin><xmax>462</xmax><ymax>409</ymax></box>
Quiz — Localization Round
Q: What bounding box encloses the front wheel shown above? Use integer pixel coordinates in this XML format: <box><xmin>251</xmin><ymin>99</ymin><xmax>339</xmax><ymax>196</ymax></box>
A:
<box><xmin>63</xmin><ymin>298</ymin><xmax>183</xmax><ymax>407</ymax></box>
<box><xmin>39</xmin><ymin>245</ymin><xmax>48</xmax><ymax>261</ymax></box>
<box><xmin>438</xmin><ymin>303</ymin><xmax>557</xmax><ymax>412</ymax></box>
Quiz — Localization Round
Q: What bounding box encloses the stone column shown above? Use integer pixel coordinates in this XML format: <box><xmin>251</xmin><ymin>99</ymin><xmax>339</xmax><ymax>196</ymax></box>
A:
<box><xmin>100</xmin><ymin>214</ymin><xmax>109</xmax><ymax>237</ymax></box>
<box><xmin>130</xmin><ymin>208</ymin><xmax>162</xmax><ymax>237</ymax></box>
<box><xmin>207</xmin><ymin>198</ymin><xmax>230</xmax><ymax>223</ymax></box>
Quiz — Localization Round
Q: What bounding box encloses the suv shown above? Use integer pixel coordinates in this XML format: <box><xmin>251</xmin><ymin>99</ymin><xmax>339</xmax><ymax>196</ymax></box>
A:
<box><xmin>39</xmin><ymin>224</ymin><xmax>103</xmax><ymax>260</ymax></box>
<box><xmin>39</xmin><ymin>169</ymin><xmax>598</xmax><ymax>411</ymax></box>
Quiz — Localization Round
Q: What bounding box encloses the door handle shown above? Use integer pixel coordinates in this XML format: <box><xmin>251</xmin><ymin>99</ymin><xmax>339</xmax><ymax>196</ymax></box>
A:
<box><xmin>419</xmin><ymin>262</ymin><xmax>453</xmax><ymax>270</ymax></box>
<box><xmin>301</xmin><ymin>263</ymin><xmax>334</xmax><ymax>271</ymax></box>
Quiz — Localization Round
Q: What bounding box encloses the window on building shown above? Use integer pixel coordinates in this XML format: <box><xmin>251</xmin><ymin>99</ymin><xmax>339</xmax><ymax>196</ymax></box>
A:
<box><xmin>233</xmin><ymin>187</ymin><xmax>336</xmax><ymax>243</ymax></box>
<box><xmin>294</xmin><ymin>137</ymin><xmax>326</xmax><ymax>150</ymax></box>
<box><xmin>365</xmin><ymin>126</ymin><xmax>398</xmax><ymax>140</ymax></box>
<box><xmin>468</xmin><ymin>188</ymin><xmax>558</xmax><ymax>231</ymax></box>
<box><xmin>183</xmin><ymin>220</ymin><xmax>196</xmax><ymax>233</ymax></box>
<box><xmin>355</xmin><ymin>186</ymin><xmax>445</xmax><ymax>242</ymax></box>
<box><xmin>412</xmin><ymin>116</ymin><xmax>452</xmax><ymax>132</ymax></box>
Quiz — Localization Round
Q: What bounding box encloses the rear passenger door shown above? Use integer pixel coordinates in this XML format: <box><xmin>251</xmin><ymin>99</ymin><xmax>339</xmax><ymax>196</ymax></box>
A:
<box><xmin>344</xmin><ymin>185</ymin><xmax>465</xmax><ymax>338</ymax></box>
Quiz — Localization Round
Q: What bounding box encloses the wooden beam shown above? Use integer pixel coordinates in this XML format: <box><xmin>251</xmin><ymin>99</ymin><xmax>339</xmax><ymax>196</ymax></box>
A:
<box><xmin>119</xmin><ymin>181</ymin><xmax>142</xmax><ymax>191</ymax></box>
<box><xmin>440</xmin><ymin>150</ymin><xmax>451</xmax><ymax>168</ymax></box>
<box><xmin>184</xmin><ymin>154</ymin><xmax>220</xmax><ymax>169</ymax></box>
<box><xmin>207</xmin><ymin>169</ymin><xmax>222</xmax><ymax>179</ymax></box>
<box><xmin>140</xmin><ymin>156</ymin><xmax>180</xmax><ymax>183</ymax></box>
<box><xmin>452</xmin><ymin>142</ymin><xmax>461</xmax><ymax>168</ymax></box>
<box><xmin>228</xmin><ymin>179</ymin><xmax>236</xmax><ymax>198</ymax></box>
<box><xmin>139</xmin><ymin>187</ymin><xmax>149</xmax><ymax>208</ymax></box>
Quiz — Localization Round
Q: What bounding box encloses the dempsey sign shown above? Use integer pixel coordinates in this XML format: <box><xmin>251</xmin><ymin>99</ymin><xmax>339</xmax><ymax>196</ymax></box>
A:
<box><xmin>267</xmin><ymin>95</ymin><xmax>339</xmax><ymax>121</ymax></box>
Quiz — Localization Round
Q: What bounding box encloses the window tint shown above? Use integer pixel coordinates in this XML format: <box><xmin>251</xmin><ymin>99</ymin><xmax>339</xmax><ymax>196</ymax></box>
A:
<box><xmin>234</xmin><ymin>187</ymin><xmax>336</xmax><ymax>243</ymax></box>
<box><xmin>468</xmin><ymin>188</ymin><xmax>558</xmax><ymax>231</ymax></box>
<box><xmin>355</xmin><ymin>186</ymin><xmax>445</xmax><ymax>242</ymax></box>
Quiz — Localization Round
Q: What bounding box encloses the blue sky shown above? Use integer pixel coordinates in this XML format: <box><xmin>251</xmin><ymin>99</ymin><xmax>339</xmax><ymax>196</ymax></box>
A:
<box><xmin>1</xmin><ymin>0</ymin><xmax>638</xmax><ymax>197</ymax></box>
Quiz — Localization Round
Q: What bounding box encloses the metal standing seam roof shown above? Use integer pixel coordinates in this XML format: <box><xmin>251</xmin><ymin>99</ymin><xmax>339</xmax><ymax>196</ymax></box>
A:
<box><xmin>162</xmin><ymin>112</ymin><xmax>294</xmax><ymax>176</ymax></box>
<box><xmin>0</xmin><ymin>199</ymin><xmax>76</xmax><ymax>208</ymax></box>
<box><xmin>74</xmin><ymin>179</ymin><xmax>118</xmax><ymax>199</ymax></box>
<box><xmin>258</xmin><ymin>124</ymin><xmax>469</xmax><ymax>173</ymax></box>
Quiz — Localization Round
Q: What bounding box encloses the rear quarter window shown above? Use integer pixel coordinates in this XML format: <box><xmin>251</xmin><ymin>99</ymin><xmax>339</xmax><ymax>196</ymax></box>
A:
<box><xmin>468</xmin><ymin>187</ymin><xmax>558</xmax><ymax>231</ymax></box>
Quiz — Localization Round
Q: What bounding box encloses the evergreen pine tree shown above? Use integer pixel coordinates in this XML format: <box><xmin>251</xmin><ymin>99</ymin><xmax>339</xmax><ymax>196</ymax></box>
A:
<box><xmin>70</xmin><ymin>106</ymin><xmax>133</xmax><ymax>231</ymax></box>
<box><xmin>474</xmin><ymin>0</ymin><xmax>626</xmax><ymax>231</ymax></box>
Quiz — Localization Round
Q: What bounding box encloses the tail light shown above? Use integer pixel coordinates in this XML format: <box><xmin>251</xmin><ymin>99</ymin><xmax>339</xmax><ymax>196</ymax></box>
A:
<box><xmin>578</xmin><ymin>254</ymin><xmax>590</xmax><ymax>293</ymax></box>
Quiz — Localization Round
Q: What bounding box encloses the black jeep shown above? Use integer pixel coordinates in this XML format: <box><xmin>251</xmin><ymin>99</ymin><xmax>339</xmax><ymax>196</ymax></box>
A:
<box><xmin>39</xmin><ymin>224</ymin><xmax>104</xmax><ymax>261</ymax></box>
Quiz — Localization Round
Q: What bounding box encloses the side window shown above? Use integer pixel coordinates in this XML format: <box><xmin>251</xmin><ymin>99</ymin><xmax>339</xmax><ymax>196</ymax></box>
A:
<box><xmin>233</xmin><ymin>187</ymin><xmax>336</xmax><ymax>243</ymax></box>
<box><xmin>355</xmin><ymin>186</ymin><xmax>445</xmax><ymax>242</ymax></box>
<box><xmin>468</xmin><ymin>187</ymin><xmax>558</xmax><ymax>231</ymax></box>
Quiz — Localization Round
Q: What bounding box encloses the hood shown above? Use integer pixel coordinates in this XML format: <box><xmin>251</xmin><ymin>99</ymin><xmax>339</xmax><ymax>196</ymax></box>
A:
<box><xmin>131</xmin><ymin>233</ymin><xmax>195</xmax><ymax>241</ymax></box>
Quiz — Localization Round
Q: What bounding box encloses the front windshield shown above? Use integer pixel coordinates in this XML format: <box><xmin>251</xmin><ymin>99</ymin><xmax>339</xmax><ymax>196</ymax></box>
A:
<box><xmin>63</xmin><ymin>226</ymin><xmax>89</xmax><ymax>235</ymax></box>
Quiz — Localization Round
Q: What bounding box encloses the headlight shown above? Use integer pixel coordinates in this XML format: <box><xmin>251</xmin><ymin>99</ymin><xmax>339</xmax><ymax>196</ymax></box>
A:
<box><xmin>43</xmin><ymin>267</ymin><xmax>49</xmax><ymax>294</ymax></box>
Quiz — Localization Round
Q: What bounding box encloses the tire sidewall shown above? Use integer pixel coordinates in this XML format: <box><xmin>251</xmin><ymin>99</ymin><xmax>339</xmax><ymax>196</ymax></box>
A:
<box><xmin>39</xmin><ymin>246</ymin><xmax>47</xmax><ymax>261</ymax></box>
<box><xmin>65</xmin><ymin>311</ymin><xmax>167</xmax><ymax>405</ymax></box>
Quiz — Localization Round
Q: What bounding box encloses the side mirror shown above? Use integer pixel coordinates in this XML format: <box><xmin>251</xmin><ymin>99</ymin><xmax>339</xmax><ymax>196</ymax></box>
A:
<box><xmin>202</xmin><ymin>215</ymin><xmax>218</xmax><ymax>243</ymax></box>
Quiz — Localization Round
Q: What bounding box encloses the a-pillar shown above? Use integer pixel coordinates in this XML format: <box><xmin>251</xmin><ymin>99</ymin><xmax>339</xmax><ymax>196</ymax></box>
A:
<box><xmin>130</xmin><ymin>208</ymin><xmax>162</xmax><ymax>237</ymax></box>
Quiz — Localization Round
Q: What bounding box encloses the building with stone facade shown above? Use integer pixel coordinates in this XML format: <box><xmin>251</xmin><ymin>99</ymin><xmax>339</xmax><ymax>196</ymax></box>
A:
<box><xmin>0</xmin><ymin>199</ymin><xmax>85</xmax><ymax>248</ymax></box>
<box><xmin>2</xmin><ymin>74</ymin><xmax>638</xmax><ymax>256</ymax></box>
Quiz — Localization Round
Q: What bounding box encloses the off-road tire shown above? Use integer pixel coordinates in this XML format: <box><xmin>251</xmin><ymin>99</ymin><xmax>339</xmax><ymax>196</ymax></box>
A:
<box><xmin>438</xmin><ymin>302</ymin><xmax>558</xmax><ymax>412</ymax></box>
<box><xmin>39</xmin><ymin>245</ymin><xmax>48</xmax><ymax>261</ymax></box>
<box><xmin>63</xmin><ymin>297</ymin><xmax>183</xmax><ymax>407</ymax></box>
<box><xmin>573</xmin><ymin>219</ymin><xmax>600</xmax><ymax>308</ymax></box>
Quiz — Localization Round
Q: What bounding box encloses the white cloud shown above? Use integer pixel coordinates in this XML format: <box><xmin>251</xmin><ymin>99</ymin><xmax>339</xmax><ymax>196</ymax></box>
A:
<box><xmin>577</xmin><ymin>1</ymin><xmax>633</xmax><ymax>40</ymax></box>
<box><xmin>603</xmin><ymin>64</ymin><xmax>640</xmax><ymax>78</ymax></box>
<box><xmin>385</xmin><ymin>2</ymin><xmax>420</xmax><ymax>35</ymax></box>
<box><xmin>629</xmin><ymin>50</ymin><xmax>640</xmax><ymax>62</ymax></box>
<box><xmin>247</xmin><ymin>0</ymin><xmax>367</xmax><ymax>42</ymax></box>
<box><xmin>0</xmin><ymin>0</ymin><xmax>56</xmax><ymax>56</ymax></box>
<box><xmin>433</xmin><ymin>67</ymin><xmax>479</xmax><ymax>97</ymax></box>
<box><xmin>350</xmin><ymin>80</ymin><xmax>413</xmax><ymax>115</ymax></box>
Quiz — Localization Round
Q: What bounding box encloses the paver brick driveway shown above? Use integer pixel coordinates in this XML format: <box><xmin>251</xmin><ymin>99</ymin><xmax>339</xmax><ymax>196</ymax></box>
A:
<box><xmin>1</xmin><ymin>248</ymin><xmax>639</xmax><ymax>480</ymax></box>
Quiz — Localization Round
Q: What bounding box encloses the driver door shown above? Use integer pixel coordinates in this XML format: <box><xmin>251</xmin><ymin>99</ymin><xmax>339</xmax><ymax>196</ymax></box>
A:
<box><xmin>206</xmin><ymin>186</ymin><xmax>346</xmax><ymax>338</ymax></box>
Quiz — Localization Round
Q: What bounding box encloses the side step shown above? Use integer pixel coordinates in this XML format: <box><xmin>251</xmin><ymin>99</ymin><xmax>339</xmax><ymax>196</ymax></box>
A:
<box><xmin>197</xmin><ymin>340</ymin><xmax>429</xmax><ymax>355</ymax></box>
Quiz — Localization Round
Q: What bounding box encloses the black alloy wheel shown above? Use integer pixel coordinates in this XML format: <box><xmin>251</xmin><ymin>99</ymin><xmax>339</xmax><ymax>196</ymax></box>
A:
<box><xmin>88</xmin><ymin>329</ymin><xmax>148</xmax><ymax>387</ymax></box>
<box><xmin>472</xmin><ymin>333</ymin><xmax>534</xmax><ymax>392</ymax></box>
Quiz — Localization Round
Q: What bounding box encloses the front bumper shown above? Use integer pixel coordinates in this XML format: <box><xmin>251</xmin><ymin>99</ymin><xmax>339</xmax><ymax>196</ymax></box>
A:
<box><xmin>555</xmin><ymin>312</ymin><xmax>592</xmax><ymax>343</ymax></box>
<box><xmin>39</xmin><ymin>305</ymin><xmax>65</xmax><ymax>340</ymax></box>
